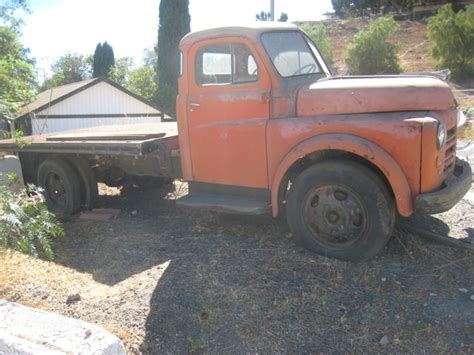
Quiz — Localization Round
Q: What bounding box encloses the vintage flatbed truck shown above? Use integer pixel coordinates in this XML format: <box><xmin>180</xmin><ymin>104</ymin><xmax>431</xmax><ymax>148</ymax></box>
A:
<box><xmin>0</xmin><ymin>23</ymin><xmax>471</xmax><ymax>260</ymax></box>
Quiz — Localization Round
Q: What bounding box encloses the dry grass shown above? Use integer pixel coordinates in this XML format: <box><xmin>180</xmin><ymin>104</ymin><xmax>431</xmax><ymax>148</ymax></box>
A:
<box><xmin>1</xmin><ymin>183</ymin><xmax>473</xmax><ymax>354</ymax></box>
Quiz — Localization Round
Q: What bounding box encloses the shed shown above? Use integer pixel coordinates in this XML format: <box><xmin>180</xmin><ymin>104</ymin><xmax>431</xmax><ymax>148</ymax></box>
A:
<box><xmin>15</xmin><ymin>78</ymin><xmax>169</xmax><ymax>135</ymax></box>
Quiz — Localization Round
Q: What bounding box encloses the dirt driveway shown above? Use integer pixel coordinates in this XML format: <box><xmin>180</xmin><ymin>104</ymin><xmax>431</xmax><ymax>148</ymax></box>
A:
<box><xmin>1</xmin><ymin>182</ymin><xmax>473</xmax><ymax>353</ymax></box>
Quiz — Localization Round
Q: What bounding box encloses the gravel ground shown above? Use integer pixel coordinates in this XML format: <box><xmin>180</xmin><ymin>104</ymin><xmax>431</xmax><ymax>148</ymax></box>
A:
<box><xmin>1</xmin><ymin>182</ymin><xmax>473</xmax><ymax>354</ymax></box>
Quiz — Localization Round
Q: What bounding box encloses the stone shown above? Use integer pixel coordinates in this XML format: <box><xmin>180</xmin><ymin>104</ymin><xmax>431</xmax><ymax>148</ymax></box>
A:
<box><xmin>66</xmin><ymin>293</ymin><xmax>81</xmax><ymax>305</ymax></box>
<box><xmin>0</xmin><ymin>155</ymin><xmax>24</xmax><ymax>190</ymax></box>
<box><xmin>379</xmin><ymin>335</ymin><xmax>390</xmax><ymax>346</ymax></box>
<box><xmin>0</xmin><ymin>300</ymin><xmax>125</xmax><ymax>354</ymax></box>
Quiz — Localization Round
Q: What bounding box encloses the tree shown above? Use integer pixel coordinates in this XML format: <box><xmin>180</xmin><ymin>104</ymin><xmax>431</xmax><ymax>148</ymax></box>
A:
<box><xmin>93</xmin><ymin>41</ymin><xmax>115</xmax><ymax>78</ymax></box>
<box><xmin>108</xmin><ymin>57</ymin><xmax>134</xmax><ymax>86</ymax></box>
<box><xmin>427</xmin><ymin>4</ymin><xmax>474</xmax><ymax>80</ymax></box>
<box><xmin>278</xmin><ymin>12</ymin><xmax>289</xmax><ymax>22</ymax></box>
<box><xmin>41</xmin><ymin>53</ymin><xmax>92</xmax><ymax>90</ymax></box>
<box><xmin>344</xmin><ymin>16</ymin><xmax>401</xmax><ymax>74</ymax></box>
<box><xmin>127</xmin><ymin>66</ymin><xmax>158</xmax><ymax>102</ymax></box>
<box><xmin>301</xmin><ymin>23</ymin><xmax>333</xmax><ymax>63</ymax></box>
<box><xmin>156</xmin><ymin>0</ymin><xmax>190</xmax><ymax>115</ymax></box>
<box><xmin>0</xmin><ymin>0</ymin><xmax>36</xmax><ymax>123</ymax></box>
<box><xmin>256</xmin><ymin>11</ymin><xmax>271</xmax><ymax>21</ymax></box>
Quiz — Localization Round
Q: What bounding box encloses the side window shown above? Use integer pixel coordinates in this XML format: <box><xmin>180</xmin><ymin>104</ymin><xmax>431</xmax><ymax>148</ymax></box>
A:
<box><xmin>196</xmin><ymin>43</ymin><xmax>258</xmax><ymax>86</ymax></box>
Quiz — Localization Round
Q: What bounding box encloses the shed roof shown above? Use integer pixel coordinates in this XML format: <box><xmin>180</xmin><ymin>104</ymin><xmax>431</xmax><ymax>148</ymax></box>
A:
<box><xmin>17</xmin><ymin>77</ymin><xmax>169</xmax><ymax>119</ymax></box>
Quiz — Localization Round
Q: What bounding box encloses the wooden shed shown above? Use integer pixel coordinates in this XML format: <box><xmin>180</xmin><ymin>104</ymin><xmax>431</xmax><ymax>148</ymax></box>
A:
<box><xmin>15</xmin><ymin>78</ymin><xmax>169</xmax><ymax>135</ymax></box>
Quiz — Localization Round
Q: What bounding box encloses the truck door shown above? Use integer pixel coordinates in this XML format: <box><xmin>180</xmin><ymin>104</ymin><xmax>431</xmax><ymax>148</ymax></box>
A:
<box><xmin>186</xmin><ymin>38</ymin><xmax>271</xmax><ymax>188</ymax></box>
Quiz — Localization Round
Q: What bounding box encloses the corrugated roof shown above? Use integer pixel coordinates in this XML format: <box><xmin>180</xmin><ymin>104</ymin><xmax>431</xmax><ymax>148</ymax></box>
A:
<box><xmin>17</xmin><ymin>78</ymin><xmax>98</xmax><ymax>118</ymax></box>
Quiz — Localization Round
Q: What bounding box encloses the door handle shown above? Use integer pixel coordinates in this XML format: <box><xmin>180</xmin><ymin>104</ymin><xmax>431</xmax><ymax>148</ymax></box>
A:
<box><xmin>189</xmin><ymin>102</ymin><xmax>201</xmax><ymax>107</ymax></box>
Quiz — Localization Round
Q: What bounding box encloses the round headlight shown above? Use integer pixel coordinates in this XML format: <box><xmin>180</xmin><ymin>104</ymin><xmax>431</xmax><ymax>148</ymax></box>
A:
<box><xmin>437</xmin><ymin>123</ymin><xmax>446</xmax><ymax>149</ymax></box>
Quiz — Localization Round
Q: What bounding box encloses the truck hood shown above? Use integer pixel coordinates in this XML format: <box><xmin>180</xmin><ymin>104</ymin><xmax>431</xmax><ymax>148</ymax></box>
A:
<box><xmin>297</xmin><ymin>75</ymin><xmax>455</xmax><ymax>117</ymax></box>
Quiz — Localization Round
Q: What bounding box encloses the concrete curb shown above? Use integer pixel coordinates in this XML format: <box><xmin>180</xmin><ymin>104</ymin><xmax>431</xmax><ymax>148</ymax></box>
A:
<box><xmin>0</xmin><ymin>300</ymin><xmax>126</xmax><ymax>355</ymax></box>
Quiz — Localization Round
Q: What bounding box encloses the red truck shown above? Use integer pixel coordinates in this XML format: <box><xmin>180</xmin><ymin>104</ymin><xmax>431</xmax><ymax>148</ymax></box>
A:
<box><xmin>0</xmin><ymin>24</ymin><xmax>471</xmax><ymax>260</ymax></box>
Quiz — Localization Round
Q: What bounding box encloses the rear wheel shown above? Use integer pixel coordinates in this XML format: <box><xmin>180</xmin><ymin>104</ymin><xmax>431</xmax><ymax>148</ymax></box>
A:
<box><xmin>286</xmin><ymin>160</ymin><xmax>395</xmax><ymax>261</ymax></box>
<box><xmin>37</xmin><ymin>158</ymin><xmax>81</xmax><ymax>218</ymax></box>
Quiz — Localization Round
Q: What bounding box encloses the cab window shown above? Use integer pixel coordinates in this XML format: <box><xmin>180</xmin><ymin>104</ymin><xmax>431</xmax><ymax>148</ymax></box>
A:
<box><xmin>196</xmin><ymin>43</ymin><xmax>258</xmax><ymax>86</ymax></box>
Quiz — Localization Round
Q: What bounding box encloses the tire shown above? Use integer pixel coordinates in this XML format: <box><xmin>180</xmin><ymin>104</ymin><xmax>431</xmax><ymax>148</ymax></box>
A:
<box><xmin>37</xmin><ymin>158</ymin><xmax>81</xmax><ymax>218</ymax></box>
<box><xmin>286</xmin><ymin>160</ymin><xmax>395</xmax><ymax>261</ymax></box>
<box><xmin>65</xmin><ymin>156</ymin><xmax>98</xmax><ymax>210</ymax></box>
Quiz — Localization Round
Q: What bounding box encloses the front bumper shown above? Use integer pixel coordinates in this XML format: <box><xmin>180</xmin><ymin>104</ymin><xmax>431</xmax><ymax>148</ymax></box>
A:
<box><xmin>416</xmin><ymin>158</ymin><xmax>472</xmax><ymax>214</ymax></box>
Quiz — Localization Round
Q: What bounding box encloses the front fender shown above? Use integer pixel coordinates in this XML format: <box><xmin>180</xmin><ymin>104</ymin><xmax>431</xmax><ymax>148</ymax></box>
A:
<box><xmin>270</xmin><ymin>133</ymin><xmax>413</xmax><ymax>217</ymax></box>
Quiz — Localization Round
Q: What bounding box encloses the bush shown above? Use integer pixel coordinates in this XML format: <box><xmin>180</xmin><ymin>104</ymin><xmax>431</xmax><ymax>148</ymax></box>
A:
<box><xmin>300</xmin><ymin>23</ymin><xmax>333</xmax><ymax>63</ymax></box>
<box><xmin>345</xmin><ymin>16</ymin><xmax>401</xmax><ymax>75</ymax></box>
<box><xmin>427</xmin><ymin>4</ymin><xmax>474</xmax><ymax>81</ymax></box>
<box><xmin>0</xmin><ymin>176</ymin><xmax>64</xmax><ymax>260</ymax></box>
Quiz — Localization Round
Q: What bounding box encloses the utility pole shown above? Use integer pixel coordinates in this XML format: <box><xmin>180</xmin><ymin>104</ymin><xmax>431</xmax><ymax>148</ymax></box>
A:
<box><xmin>270</xmin><ymin>0</ymin><xmax>275</xmax><ymax>21</ymax></box>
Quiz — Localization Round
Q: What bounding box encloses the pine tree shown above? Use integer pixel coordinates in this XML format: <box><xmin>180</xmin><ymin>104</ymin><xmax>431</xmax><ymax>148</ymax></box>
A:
<box><xmin>156</xmin><ymin>0</ymin><xmax>190</xmax><ymax>115</ymax></box>
<box><xmin>93</xmin><ymin>41</ymin><xmax>115</xmax><ymax>78</ymax></box>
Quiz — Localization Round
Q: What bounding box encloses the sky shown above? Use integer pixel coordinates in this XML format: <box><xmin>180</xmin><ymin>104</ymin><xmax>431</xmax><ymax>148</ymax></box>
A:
<box><xmin>19</xmin><ymin>0</ymin><xmax>334</xmax><ymax>80</ymax></box>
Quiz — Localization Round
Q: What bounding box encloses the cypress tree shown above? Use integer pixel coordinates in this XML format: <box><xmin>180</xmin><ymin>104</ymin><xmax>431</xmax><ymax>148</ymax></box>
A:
<box><xmin>156</xmin><ymin>0</ymin><xmax>190</xmax><ymax>116</ymax></box>
<box><xmin>93</xmin><ymin>41</ymin><xmax>115</xmax><ymax>78</ymax></box>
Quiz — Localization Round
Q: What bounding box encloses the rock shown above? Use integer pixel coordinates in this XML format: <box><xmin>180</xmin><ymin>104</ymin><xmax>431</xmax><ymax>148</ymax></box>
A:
<box><xmin>379</xmin><ymin>335</ymin><xmax>390</xmax><ymax>346</ymax></box>
<box><xmin>381</xmin><ymin>277</ymin><xmax>387</xmax><ymax>282</ymax></box>
<box><xmin>131</xmin><ymin>210</ymin><xmax>138</xmax><ymax>215</ymax></box>
<box><xmin>430</xmin><ymin>293</ymin><xmax>437</xmax><ymax>297</ymax></box>
<box><xmin>66</xmin><ymin>293</ymin><xmax>81</xmax><ymax>305</ymax></box>
<box><xmin>0</xmin><ymin>155</ymin><xmax>24</xmax><ymax>191</ymax></box>
<box><xmin>470</xmin><ymin>295</ymin><xmax>474</xmax><ymax>301</ymax></box>
<box><xmin>458</xmin><ymin>288</ymin><xmax>468</xmax><ymax>293</ymax></box>
<box><xmin>0</xmin><ymin>300</ymin><xmax>125</xmax><ymax>354</ymax></box>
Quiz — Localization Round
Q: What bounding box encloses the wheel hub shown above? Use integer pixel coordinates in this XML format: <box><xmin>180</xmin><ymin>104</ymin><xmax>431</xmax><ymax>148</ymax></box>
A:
<box><xmin>303</xmin><ymin>185</ymin><xmax>368</xmax><ymax>246</ymax></box>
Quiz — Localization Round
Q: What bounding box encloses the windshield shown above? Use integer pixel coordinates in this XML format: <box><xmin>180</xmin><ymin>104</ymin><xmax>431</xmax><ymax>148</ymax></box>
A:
<box><xmin>261</xmin><ymin>31</ymin><xmax>322</xmax><ymax>78</ymax></box>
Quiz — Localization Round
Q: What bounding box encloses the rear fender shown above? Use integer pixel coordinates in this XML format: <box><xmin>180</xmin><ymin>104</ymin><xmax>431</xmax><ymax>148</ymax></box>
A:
<box><xmin>271</xmin><ymin>133</ymin><xmax>413</xmax><ymax>217</ymax></box>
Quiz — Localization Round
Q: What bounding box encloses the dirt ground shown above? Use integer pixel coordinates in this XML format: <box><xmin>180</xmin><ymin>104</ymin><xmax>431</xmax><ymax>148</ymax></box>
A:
<box><xmin>1</xmin><ymin>182</ymin><xmax>473</xmax><ymax>354</ymax></box>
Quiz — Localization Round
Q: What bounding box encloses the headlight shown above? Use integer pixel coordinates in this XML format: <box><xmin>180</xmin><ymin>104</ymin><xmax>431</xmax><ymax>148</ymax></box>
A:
<box><xmin>437</xmin><ymin>122</ymin><xmax>446</xmax><ymax>149</ymax></box>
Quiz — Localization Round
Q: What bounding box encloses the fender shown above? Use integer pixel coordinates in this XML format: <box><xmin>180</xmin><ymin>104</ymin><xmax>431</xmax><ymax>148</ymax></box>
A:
<box><xmin>270</xmin><ymin>133</ymin><xmax>413</xmax><ymax>217</ymax></box>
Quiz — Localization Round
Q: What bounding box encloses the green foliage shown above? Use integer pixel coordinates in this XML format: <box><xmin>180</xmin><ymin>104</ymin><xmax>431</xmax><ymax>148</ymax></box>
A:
<box><xmin>345</xmin><ymin>16</ymin><xmax>401</xmax><ymax>75</ymax></box>
<box><xmin>127</xmin><ymin>66</ymin><xmax>158</xmax><ymax>102</ymax></box>
<box><xmin>278</xmin><ymin>12</ymin><xmax>289</xmax><ymax>22</ymax></box>
<box><xmin>256</xmin><ymin>11</ymin><xmax>271</xmax><ymax>21</ymax></box>
<box><xmin>427</xmin><ymin>4</ymin><xmax>474</xmax><ymax>81</ymax></box>
<box><xmin>109</xmin><ymin>57</ymin><xmax>158</xmax><ymax>102</ymax></box>
<box><xmin>0</xmin><ymin>180</ymin><xmax>64</xmax><ymax>260</ymax></box>
<box><xmin>108</xmin><ymin>57</ymin><xmax>134</xmax><ymax>86</ymax></box>
<box><xmin>331</xmin><ymin>0</ymin><xmax>447</xmax><ymax>17</ymax></box>
<box><xmin>0</xmin><ymin>1</ymin><xmax>37</xmax><ymax>123</ymax></box>
<box><xmin>93</xmin><ymin>41</ymin><xmax>115</xmax><ymax>78</ymax></box>
<box><xmin>300</xmin><ymin>23</ymin><xmax>333</xmax><ymax>63</ymax></box>
<box><xmin>156</xmin><ymin>0</ymin><xmax>190</xmax><ymax>115</ymax></box>
<box><xmin>41</xmin><ymin>53</ymin><xmax>92</xmax><ymax>90</ymax></box>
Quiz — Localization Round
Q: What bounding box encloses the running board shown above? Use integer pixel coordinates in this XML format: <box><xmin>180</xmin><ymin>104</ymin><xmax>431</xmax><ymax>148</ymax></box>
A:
<box><xmin>177</xmin><ymin>182</ymin><xmax>272</xmax><ymax>215</ymax></box>
<box><xmin>176</xmin><ymin>193</ymin><xmax>270</xmax><ymax>215</ymax></box>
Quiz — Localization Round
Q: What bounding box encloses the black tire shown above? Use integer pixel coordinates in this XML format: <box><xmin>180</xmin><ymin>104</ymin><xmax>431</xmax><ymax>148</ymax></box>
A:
<box><xmin>286</xmin><ymin>160</ymin><xmax>395</xmax><ymax>261</ymax></box>
<box><xmin>65</xmin><ymin>156</ymin><xmax>98</xmax><ymax>210</ymax></box>
<box><xmin>37</xmin><ymin>158</ymin><xmax>81</xmax><ymax>218</ymax></box>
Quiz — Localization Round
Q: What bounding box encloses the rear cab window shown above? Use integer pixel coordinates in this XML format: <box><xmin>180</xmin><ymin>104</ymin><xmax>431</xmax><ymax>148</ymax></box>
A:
<box><xmin>195</xmin><ymin>43</ymin><xmax>259</xmax><ymax>86</ymax></box>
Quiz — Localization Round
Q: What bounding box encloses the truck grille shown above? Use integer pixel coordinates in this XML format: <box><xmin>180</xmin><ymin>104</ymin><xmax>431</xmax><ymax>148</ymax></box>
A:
<box><xmin>443</xmin><ymin>126</ymin><xmax>457</xmax><ymax>174</ymax></box>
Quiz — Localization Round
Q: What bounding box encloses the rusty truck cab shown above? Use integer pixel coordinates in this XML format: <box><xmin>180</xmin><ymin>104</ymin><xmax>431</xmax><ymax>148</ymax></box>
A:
<box><xmin>177</xmin><ymin>24</ymin><xmax>471</xmax><ymax>260</ymax></box>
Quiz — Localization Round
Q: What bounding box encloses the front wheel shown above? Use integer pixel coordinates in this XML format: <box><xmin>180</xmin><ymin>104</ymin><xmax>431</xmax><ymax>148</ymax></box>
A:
<box><xmin>286</xmin><ymin>160</ymin><xmax>395</xmax><ymax>261</ymax></box>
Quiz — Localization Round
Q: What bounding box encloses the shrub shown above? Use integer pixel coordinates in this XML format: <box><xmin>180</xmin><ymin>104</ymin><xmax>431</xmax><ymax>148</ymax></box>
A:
<box><xmin>345</xmin><ymin>16</ymin><xmax>401</xmax><ymax>75</ymax></box>
<box><xmin>427</xmin><ymin>4</ymin><xmax>474</xmax><ymax>81</ymax></box>
<box><xmin>300</xmin><ymin>23</ymin><xmax>333</xmax><ymax>63</ymax></box>
<box><xmin>0</xmin><ymin>176</ymin><xmax>64</xmax><ymax>260</ymax></box>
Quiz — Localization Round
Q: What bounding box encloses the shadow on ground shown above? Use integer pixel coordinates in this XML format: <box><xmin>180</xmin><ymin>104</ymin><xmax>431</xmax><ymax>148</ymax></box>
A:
<box><xmin>53</xmin><ymin>185</ymin><xmax>473</xmax><ymax>353</ymax></box>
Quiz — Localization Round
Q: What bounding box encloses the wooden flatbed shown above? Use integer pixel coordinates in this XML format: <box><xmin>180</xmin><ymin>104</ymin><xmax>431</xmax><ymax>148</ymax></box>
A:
<box><xmin>0</xmin><ymin>122</ymin><xmax>179</xmax><ymax>156</ymax></box>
